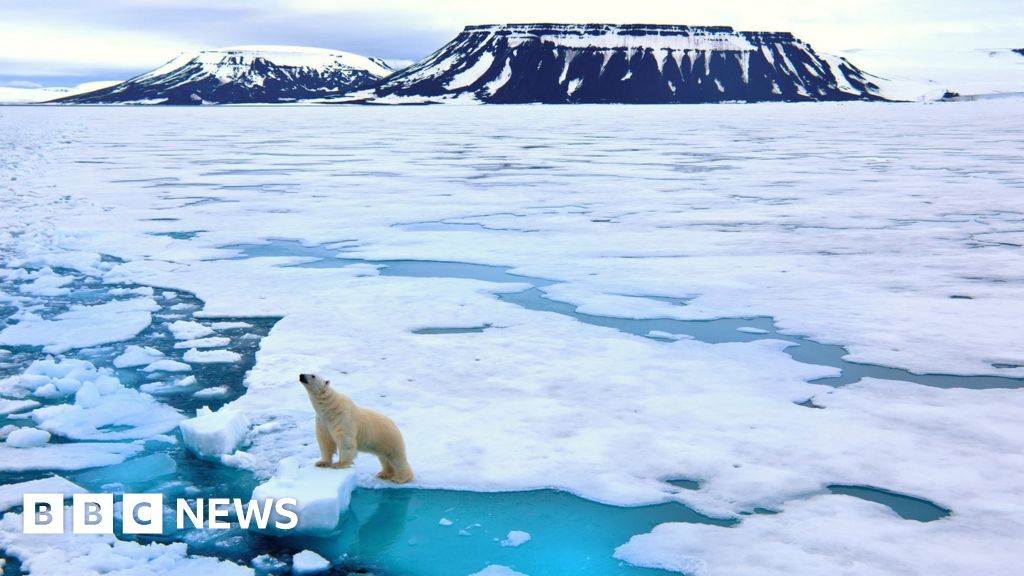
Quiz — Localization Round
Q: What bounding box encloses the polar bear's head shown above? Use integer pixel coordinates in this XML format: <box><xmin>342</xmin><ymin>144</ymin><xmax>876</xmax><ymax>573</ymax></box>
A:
<box><xmin>298</xmin><ymin>373</ymin><xmax>330</xmax><ymax>393</ymax></box>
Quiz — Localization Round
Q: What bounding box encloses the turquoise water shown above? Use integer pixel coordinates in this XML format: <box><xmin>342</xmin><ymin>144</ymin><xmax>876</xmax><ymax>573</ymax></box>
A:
<box><xmin>827</xmin><ymin>485</ymin><xmax>951</xmax><ymax>522</ymax></box>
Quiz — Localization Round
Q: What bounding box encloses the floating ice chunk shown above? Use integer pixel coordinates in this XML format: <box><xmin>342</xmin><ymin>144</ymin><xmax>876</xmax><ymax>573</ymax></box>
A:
<box><xmin>140</xmin><ymin>376</ymin><xmax>197</xmax><ymax>395</ymax></box>
<box><xmin>290</xmin><ymin>550</ymin><xmax>330</xmax><ymax>574</ymax></box>
<box><xmin>0</xmin><ymin>398</ymin><xmax>39</xmax><ymax>415</ymax></box>
<box><xmin>114</xmin><ymin>345</ymin><xmax>165</xmax><ymax>368</ymax></box>
<box><xmin>175</xmin><ymin>337</ymin><xmax>230</xmax><ymax>349</ymax></box>
<box><xmin>4</xmin><ymin>427</ymin><xmax>51</xmax><ymax>448</ymax></box>
<box><xmin>250</xmin><ymin>457</ymin><xmax>357</xmax><ymax>535</ymax></box>
<box><xmin>184</xmin><ymin>349</ymin><xmax>241</xmax><ymax>363</ymax></box>
<box><xmin>162</xmin><ymin>291</ymin><xmax>178</xmax><ymax>300</ymax></box>
<box><xmin>179</xmin><ymin>407</ymin><xmax>250</xmax><ymax>458</ymax></box>
<box><xmin>646</xmin><ymin>330</ymin><xmax>691</xmax><ymax>341</ymax></box>
<box><xmin>0</xmin><ymin>476</ymin><xmax>86</xmax><ymax>512</ymax></box>
<box><xmin>0</xmin><ymin>507</ymin><xmax>252</xmax><ymax>575</ymax></box>
<box><xmin>211</xmin><ymin>322</ymin><xmax>252</xmax><ymax>330</ymax></box>
<box><xmin>500</xmin><ymin>530</ymin><xmax>531</xmax><ymax>547</ymax></box>
<box><xmin>193</xmin><ymin>386</ymin><xmax>230</xmax><ymax>399</ymax></box>
<box><xmin>252</xmin><ymin>554</ymin><xmax>288</xmax><ymax>574</ymax></box>
<box><xmin>31</xmin><ymin>368</ymin><xmax>183</xmax><ymax>440</ymax></box>
<box><xmin>737</xmin><ymin>326</ymin><xmax>770</xmax><ymax>334</ymax></box>
<box><xmin>439</xmin><ymin>517</ymin><xmax>454</xmax><ymax>526</ymax></box>
<box><xmin>144</xmin><ymin>359</ymin><xmax>192</xmax><ymax>373</ymax></box>
<box><xmin>20</xmin><ymin>267</ymin><xmax>72</xmax><ymax>296</ymax></box>
<box><xmin>469</xmin><ymin>566</ymin><xmax>529</xmax><ymax>576</ymax></box>
<box><xmin>170</xmin><ymin>302</ymin><xmax>193</xmax><ymax>311</ymax></box>
<box><xmin>0</xmin><ymin>357</ymin><xmax>105</xmax><ymax>399</ymax></box>
<box><xmin>0</xmin><ymin>442</ymin><xmax>143</xmax><ymax>472</ymax></box>
<box><xmin>0</xmin><ymin>425</ymin><xmax>16</xmax><ymax>441</ymax></box>
<box><xmin>0</xmin><ymin>298</ymin><xmax>157</xmax><ymax>353</ymax></box>
<box><xmin>168</xmin><ymin>320</ymin><xmax>215</xmax><ymax>340</ymax></box>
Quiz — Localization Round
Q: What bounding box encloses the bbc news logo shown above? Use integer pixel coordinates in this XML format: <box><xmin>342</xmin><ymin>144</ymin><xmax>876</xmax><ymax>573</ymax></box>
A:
<box><xmin>23</xmin><ymin>493</ymin><xmax>298</xmax><ymax>534</ymax></box>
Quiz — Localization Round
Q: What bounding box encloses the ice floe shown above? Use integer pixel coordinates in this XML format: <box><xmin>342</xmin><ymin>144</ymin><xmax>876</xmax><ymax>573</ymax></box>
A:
<box><xmin>179</xmin><ymin>406</ymin><xmax>250</xmax><ymax>458</ymax></box>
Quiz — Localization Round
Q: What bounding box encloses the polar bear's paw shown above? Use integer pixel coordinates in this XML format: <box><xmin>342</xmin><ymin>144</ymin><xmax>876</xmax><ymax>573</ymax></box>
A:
<box><xmin>331</xmin><ymin>461</ymin><xmax>353</xmax><ymax>469</ymax></box>
<box><xmin>315</xmin><ymin>460</ymin><xmax>332</xmax><ymax>468</ymax></box>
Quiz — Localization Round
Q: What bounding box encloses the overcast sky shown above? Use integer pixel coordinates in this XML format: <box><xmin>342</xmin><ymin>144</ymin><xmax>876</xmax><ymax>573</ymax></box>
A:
<box><xmin>1</xmin><ymin>0</ymin><xmax>1021</xmax><ymax>87</ymax></box>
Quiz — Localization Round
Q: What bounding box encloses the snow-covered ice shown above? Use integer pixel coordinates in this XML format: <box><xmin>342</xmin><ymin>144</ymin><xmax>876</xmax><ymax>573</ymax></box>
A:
<box><xmin>4</xmin><ymin>427</ymin><xmax>51</xmax><ymax>448</ymax></box>
<box><xmin>0</xmin><ymin>507</ymin><xmax>252</xmax><ymax>575</ymax></box>
<box><xmin>178</xmin><ymin>406</ymin><xmax>249</xmax><ymax>458</ymax></box>
<box><xmin>113</xmin><ymin>345</ymin><xmax>165</xmax><ymax>367</ymax></box>
<box><xmin>1</xmin><ymin>103</ymin><xmax>1023</xmax><ymax>574</ymax></box>
<box><xmin>290</xmin><ymin>550</ymin><xmax>330</xmax><ymax>574</ymax></box>
<box><xmin>470</xmin><ymin>566</ymin><xmax>529</xmax><ymax>576</ymax></box>
<box><xmin>0</xmin><ymin>298</ymin><xmax>157</xmax><ymax>353</ymax></box>
<box><xmin>183</xmin><ymin>349</ymin><xmax>242</xmax><ymax>363</ymax></box>
<box><xmin>500</xmin><ymin>530</ymin><xmax>531</xmax><ymax>547</ymax></box>
<box><xmin>174</xmin><ymin>337</ymin><xmax>230</xmax><ymax>349</ymax></box>
<box><xmin>250</xmin><ymin>457</ymin><xmax>357</xmax><ymax>535</ymax></box>
<box><xmin>0</xmin><ymin>476</ymin><xmax>85</xmax><ymax>512</ymax></box>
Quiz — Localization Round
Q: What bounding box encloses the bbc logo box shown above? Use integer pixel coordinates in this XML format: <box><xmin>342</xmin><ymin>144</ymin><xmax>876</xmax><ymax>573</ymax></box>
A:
<box><xmin>22</xmin><ymin>493</ymin><xmax>163</xmax><ymax>535</ymax></box>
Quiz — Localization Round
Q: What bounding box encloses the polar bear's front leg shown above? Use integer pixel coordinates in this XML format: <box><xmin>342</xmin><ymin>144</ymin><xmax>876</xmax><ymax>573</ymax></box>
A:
<box><xmin>315</xmin><ymin>417</ymin><xmax>336</xmax><ymax>467</ymax></box>
<box><xmin>332</xmin><ymin>435</ymin><xmax>357</xmax><ymax>469</ymax></box>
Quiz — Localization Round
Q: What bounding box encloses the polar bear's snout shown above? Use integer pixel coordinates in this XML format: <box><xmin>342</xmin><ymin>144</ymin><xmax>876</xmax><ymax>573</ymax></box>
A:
<box><xmin>299</xmin><ymin>373</ymin><xmax>309</xmax><ymax>384</ymax></box>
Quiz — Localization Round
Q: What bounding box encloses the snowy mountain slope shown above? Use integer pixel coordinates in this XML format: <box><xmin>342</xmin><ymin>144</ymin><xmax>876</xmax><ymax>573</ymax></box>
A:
<box><xmin>0</xmin><ymin>81</ymin><xmax>120</xmax><ymax>104</ymax></box>
<box><xmin>841</xmin><ymin>48</ymin><xmax>1024</xmax><ymax>101</ymax></box>
<box><xmin>356</xmin><ymin>24</ymin><xmax>885</xmax><ymax>104</ymax></box>
<box><xmin>53</xmin><ymin>46</ymin><xmax>392</xmax><ymax>104</ymax></box>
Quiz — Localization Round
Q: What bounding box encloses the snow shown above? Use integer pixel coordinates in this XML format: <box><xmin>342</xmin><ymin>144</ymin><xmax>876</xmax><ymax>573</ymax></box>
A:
<box><xmin>178</xmin><ymin>407</ymin><xmax>249</xmax><ymax>458</ymax></box>
<box><xmin>183</xmin><ymin>349</ymin><xmax>242</xmax><ymax>363</ymax></box>
<box><xmin>0</xmin><ymin>297</ymin><xmax>157</xmax><ymax>353</ymax></box>
<box><xmin>0</xmin><ymin>81</ymin><xmax>120</xmax><ymax>104</ymax></box>
<box><xmin>0</xmin><ymin>507</ymin><xmax>253</xmax><ymax>575</ymax></box>
<box><xmin>446</xmin><ymin>52</ymin><xmax>496</xmax><ymax>90</ymax></box>
<box><xmin>2</xmin><ymin>103</ymin><xmax>1024</xmax><ymax>574</ymax></box>
<box><xmin>0</xmin><ymin>476</ymin><xmax>85</xmax><ymax>512</ymax></box>
<box><xmin>113</xmin><ymin>345</ymin><xmax>165</xmax><ymax>368</ymax></box>
<box><xmin>4</xmin><ymin>427</ymin><xmax>51</xmax><ymax>448</ymax></box>
<box><xmin>290</xmin><ymin>550</ymin><xmax>330</xmax><ymax>574</ymax></box>
<box><xmin>500</xmin><ymin>530</ymin><xmax>531</xmax><ymax>547</ymax></box>
<box><xmin>250</xmin><ymin>457</ymin><xmax>357</xmax><ymax>535</ymax></box>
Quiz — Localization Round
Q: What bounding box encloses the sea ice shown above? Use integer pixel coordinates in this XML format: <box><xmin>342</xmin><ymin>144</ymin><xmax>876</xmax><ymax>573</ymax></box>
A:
<box><xmin>0</xmin><ymin>297</ymin><xmax>157</xmax><ymax>353</ymax></box>
<box><xmin>113</xmin><ymin>345</ymin><xmax>165</xmax><ymax>368</ymax></box>
<box><xmin>0</xmin><ymin>398</ymin><xmax>39</xmax><ymax>415</ymax></box>
<box><xmin>169</xmin><ymin>320</ymin><xmax>215</xmax><ymax>340</ymax></box>
<box><xmin>179</xmin><ymin>406</ymin><xmax>250</xmax><ymax>458</ymax></box>
<box><xmin>500</xmin><ymin>530</ymin><xmax>531</xmax><ymax>547</ymax></box>
<box><xmin>4</xmin><ymin>427</ymin><xmax>51</xmax><ymax>448</ymax></box>
<box><xmin>193</xmin><ymin>385</ymin><xmax>230</xmax><ymax>399</ymax></box>
<box><xmin>469</xmin><ymin>566</ymin><xmax>529</xmax><ymax>576</ymax></box>
<box><xmin>183</xmin><ymin>349</ymin><xmax>242</xmax><ymax>363</ymax></box>
<box><xmin>30</xmin><ymin>367</ymin><xmax>182</xmax><ymax>440</ymax></box>
<box><xmin>0</xmin><ymin>476</ymin><xmax>85</xmax><ymax>512</ymax></box>
<box><xmin>0</xmin><ymin>442</ymin><xmax>143</xmax><ymax>472</ymax></box>
<box><xmin>174</xmin><ymin>337</ymin><xmax>230</xmax><ymax>349</ymax></box>
<box><xmin>290</xmin><ymin>550</ymin><xmax>330</xmax><ymax>574</ymax></box>
<box><xmin>0</xmin><ymin>507</ymin><xmax>252</xmax><ymax>575</ymax></box>
<box><xmin>250</xmin><ymin>457</ymin><xmax>357</xmax><ymax>535</ymax></box>
<box><xmin>143</xmin><ymin>359</ymin><xmax>192</xmax><ymax>373</ymax></box>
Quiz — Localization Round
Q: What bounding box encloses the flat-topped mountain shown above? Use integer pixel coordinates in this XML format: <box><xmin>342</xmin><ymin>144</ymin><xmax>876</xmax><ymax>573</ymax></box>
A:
<box><xmin>362</xmin><ymin>24</ymin><xmax>885</xmax><ymax>104</ymax></box>
<box><xmin>54</xmin><ymin>46</ymin><xmax>392</xmax><ymax>104</ymax></box>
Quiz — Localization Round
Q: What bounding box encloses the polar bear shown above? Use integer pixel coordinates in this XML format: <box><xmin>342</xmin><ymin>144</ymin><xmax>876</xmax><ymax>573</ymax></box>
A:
<box><xmin>298</xmin><ymin>373</ymin><xmax>414</xmax><ymax>483</ymax></box>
